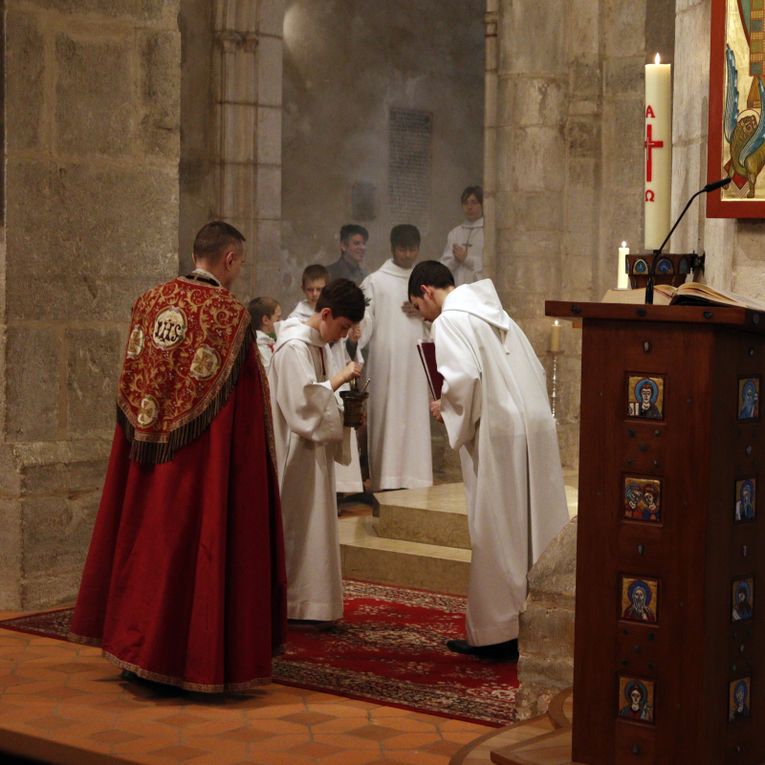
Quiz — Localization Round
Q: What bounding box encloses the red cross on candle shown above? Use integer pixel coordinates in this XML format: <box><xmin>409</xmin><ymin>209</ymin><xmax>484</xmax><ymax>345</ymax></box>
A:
<box><xmin>644</xmin><ymin>122</ymin><xmax>664</xmax><ymax>183</ymax></box>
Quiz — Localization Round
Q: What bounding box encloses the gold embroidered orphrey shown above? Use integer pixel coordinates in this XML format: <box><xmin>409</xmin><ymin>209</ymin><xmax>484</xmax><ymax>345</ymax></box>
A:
<box><xmin>117</xmin><ymin>277</ymin><xmax>251</xmax><ymax>463</ymax></box>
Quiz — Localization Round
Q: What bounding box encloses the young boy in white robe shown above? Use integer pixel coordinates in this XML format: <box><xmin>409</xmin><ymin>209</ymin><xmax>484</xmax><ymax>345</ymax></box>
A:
<box><xmin>359</xmin><ymin>225</ymin><xmax>432</xmax><ymax>490</ymax></box>
<box><xmin>440</xmin><ymin>185</ymin><xmax>484</xmax><ymax>287</ymax></box>
<box><xmin>247</xmin><ymin>296</ymin><xmax>281</xmax><ymax>371</ymax></box>
<box><xmin>408</xmin><ymin>261</ymin><xmax>569</xmax><ymax>659</ymax></box>
<box><xmin>289</xmin><ymin>264</ymin><xmax>328</xmax><ymax>320</ymax></box>
<box><xmin>268</xmin><ymin>279</ymin><xmax>365</xmax><ymax>623</ymax></box>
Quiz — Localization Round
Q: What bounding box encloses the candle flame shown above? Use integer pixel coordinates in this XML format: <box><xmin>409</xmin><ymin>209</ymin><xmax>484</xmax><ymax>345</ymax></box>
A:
<box><xmin>654</xmin><ymin>52</ymin><xmax>661</xmax><ymax>65</ymax></box>
<box><xmin>621</xmin><ymin>241</ymin><xmax>627</xmax><ymax>247</ymax></box>
<box><xmin>553</xmin><ymin>320</ymin><xmax>560</xmax><ymax>327</ymax></box>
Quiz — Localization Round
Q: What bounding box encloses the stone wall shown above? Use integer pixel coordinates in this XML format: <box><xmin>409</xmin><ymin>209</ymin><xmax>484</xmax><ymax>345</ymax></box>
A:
<box><xmin>279</xmin><ymin>0</ymin><xmax>485</xmax><ymax>306</ymax></box>
<box><xmin>489</xmin><ymin>0</ymin><xmax>675</xmax><ymax>468</ymax></box>
<box><xmin>179</xmin><ymin>0</ymin><xmax>285</xmax><ymax>304</ymax></box>
<box><xmin>0</xmin><ymin>0</ymin><xmax>181</xmax><ymax>609</ymax></box>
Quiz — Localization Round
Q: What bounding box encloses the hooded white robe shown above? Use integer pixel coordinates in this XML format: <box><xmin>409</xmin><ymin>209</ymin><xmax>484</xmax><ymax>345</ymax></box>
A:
<box><xmin>433</xmin><ymin>280</ymin><xmax>568</xmax><ymax>645</ymax></box>
<box><xmin>288</xmin><ymin>300</ymin><xmax>314</xmax><ymax>321</ymax></box>
<box><xmin>360</xmin><ymin>259</ymin><xmax>433</xmax><ymax>490</ymax></box>
<box><xmin>440</xmin><ymin>217</ymin><xmax>484</xmax><ymax>287</ymax></box>
<box><xmin>268</xmin><ymin>318</ymin><xmax>350</xmax><ymax>621</ymax></box>
<box><xmin>326</xmin><ymin>339</ymin><xmax>364</xmax><ymax>493</ymax></box>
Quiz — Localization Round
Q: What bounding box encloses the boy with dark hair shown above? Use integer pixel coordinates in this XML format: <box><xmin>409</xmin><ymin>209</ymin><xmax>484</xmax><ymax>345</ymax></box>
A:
<box><xmin>359</xmin><ymin>224</ymin><xmax>432</xmax><ymax>491</ymax></box>
<box><xmin>248</xmin><ymin>296</ymin><xmax>282</xmax><ymax>370</ymax></box>
<box><xmin>269</xmin><ymin>278</ymin><xmax>365</xmax><ymax>623</ymax></box>
<box><xmin>440</xmin><ymin>185</ymin><xmax>484</xmax><ymax>286</ymax></box>
<box><xmin>408</xmin><ymin>260</ymin><xmax>568</xmax><ymax>658</ymax></box>
<box><xmin>327</xmin><ymin>224</ymin><xmax>369</xmax><ymax>285</ymax></box>
<box><xmin>290</xmin><ymin>264</ymin><xmax>329</xmax><ymax>320</ymax></box>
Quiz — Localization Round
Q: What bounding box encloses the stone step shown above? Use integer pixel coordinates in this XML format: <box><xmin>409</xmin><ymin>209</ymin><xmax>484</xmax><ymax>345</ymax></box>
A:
<box><xmin>339</xmin><ymin>515</ymin><xmax>470</xmax><ymax>596</ymax></box>
<box><xmin>376</xmin><ymin>483</ymin><xmax>470</xmax><ymax>549</ymax></box>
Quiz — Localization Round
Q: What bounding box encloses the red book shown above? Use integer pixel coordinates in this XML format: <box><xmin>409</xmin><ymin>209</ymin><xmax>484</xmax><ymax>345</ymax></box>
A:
<box><xmin>416</xmin><ymin>340</ymin><xmax>444</xmax><ymax>400</ymax></box>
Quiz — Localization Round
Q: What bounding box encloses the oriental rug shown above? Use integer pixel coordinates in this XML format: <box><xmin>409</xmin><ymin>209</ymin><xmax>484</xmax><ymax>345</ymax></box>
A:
<box><xmin>0</xmin><ymin>579</ymin><xmax>517</xmax><ymax>726</ymax></box>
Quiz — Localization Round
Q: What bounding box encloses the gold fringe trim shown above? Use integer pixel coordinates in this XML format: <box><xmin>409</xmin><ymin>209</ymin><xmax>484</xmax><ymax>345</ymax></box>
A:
<box><xmin>118</xmin><ymin>323</ymin><xmax>253</xmax><ymax>465</ymax></box>
<box><xmin>67</xmin><ymin>631</ymin><xmax>102</xmax><ymax>647</ymax></box>
<box><xmin>103</xmin><ymin>651</ymin><xmax>272</xmax><ymax>693</ymax></box>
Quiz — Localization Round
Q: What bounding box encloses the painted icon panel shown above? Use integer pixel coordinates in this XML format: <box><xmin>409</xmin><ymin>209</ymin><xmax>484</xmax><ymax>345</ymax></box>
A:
<box><xmin>729</xmin><ymin>677</ymin><xmax>751</xmax><ymax>722</ymax></box>
<box><xmin>734</xmin><ymin>478</ymin><xmax>756</xmax><ymax>522</ymax></box>
<box><xmin>617</xmin><ymin>676</ymin><xmax>655</xmax><ymax>724</ymax></box>
<box><xmin>627</xmin><ymin>375</ymin><xmax>665</xmax><ymax>420</ymax></box>
<box><xmin>731</xmin><ymin>577</ymin><xmax>754</xmax><ymax>623</ymax></box>
<box><xmin>620</xmin><ymin>576</ymin><xmax>659</xmax><ymax>623</ymax></box>
<box><xmin>624</xmin><ymin>477</ymin><xmax>662</xmax><ymax>523</ymax></box>
<box><xmin>738</xmin><ymin>376</ymin><xmax>760</xmax><ymax>421</ymax></box>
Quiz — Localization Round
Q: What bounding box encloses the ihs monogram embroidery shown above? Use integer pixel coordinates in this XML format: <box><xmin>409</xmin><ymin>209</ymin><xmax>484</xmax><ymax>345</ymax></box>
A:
<box><xmin>152</xmin><ymin>307</ymin><xmax>187</xmax><ymax>350</ymax></box>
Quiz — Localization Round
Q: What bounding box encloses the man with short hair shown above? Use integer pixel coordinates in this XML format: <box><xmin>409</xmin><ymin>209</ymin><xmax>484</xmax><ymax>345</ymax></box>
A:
<box><xmin>327</xmin><ymin>224</ymin><xmax>369</xmax><ymax>285</ymax></box>
<box><xmin>70</xmin><ymin>221</ymin><xmax>287</xmax><ymax>691</ymax></box>
<box><xmin>359</xmin><ymin>225</ymin><xmax>433</xmax><ymax>491</ymax></box>
<box><xmin>408</xmin><ymin>260</ymin><xmax>568</xmax><ymax>658</ymax></box>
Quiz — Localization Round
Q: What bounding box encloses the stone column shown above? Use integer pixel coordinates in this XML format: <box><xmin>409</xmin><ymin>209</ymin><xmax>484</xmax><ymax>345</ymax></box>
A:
<box><xmin>210</xmin><ymin>0</ymin><xmax>284</xmax><ymax>303</ymax></box>
<box><xmin>482</xmin><ymin>0</ymin><xmax>499</xmax><ymax>280</ymax></box>
<box><xmin>1</xmin><ymin>2</ymin><xmax>181</xmax><ymax>609</ymax></box>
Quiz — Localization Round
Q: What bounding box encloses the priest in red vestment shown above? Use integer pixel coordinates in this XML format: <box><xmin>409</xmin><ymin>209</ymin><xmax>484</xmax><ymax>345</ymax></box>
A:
<box><xmin>69</xmin><ymin>221</ymin><xmax>287</xmax><ymax>692</ymax></box>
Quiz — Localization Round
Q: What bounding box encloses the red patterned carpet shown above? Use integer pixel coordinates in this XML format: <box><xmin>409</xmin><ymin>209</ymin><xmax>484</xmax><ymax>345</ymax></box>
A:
<box><xmin>0</xmin><ymin>579</ymin><xmax>518</xmax><ymax>726</ymax></box>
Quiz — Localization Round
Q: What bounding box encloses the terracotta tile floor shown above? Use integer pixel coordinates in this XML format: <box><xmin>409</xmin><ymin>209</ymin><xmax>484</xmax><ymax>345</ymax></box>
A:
<box><xmin>0</xmin><ymin>614</ymin><xmax>490</xmax><ymax>765</ymax></box>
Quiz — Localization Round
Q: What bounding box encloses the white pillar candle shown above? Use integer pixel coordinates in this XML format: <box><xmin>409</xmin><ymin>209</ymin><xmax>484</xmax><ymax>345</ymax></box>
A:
<box><xmin>644</xmin><ymin>54</ymin><xmax>672</xmax><ymax>251</ymax></box>
<box><xmin>550</xmin><ymin>320</ymin><xmax>561</xmax><ymax>353</ymax></box>
<box><xmin>618</xmin><ymin>241</ymin><xmax>630</xmax><ymax>289</ymax></box>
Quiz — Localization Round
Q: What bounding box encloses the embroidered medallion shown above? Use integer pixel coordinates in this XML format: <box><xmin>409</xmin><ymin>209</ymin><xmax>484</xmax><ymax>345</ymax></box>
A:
<box><xmin>152</xmin><ymin>307</ymin><xmax>187</xmax><ymax>350</ymax></box>
<box><xmin>137</xmin><ymin>396</ymin><xmax>159</xmax><ymax>427</ymax></box>
<box><xmin>126</xmin><ymin>326</ymin><xmax>145</xmax><ymax>359</ymax></box>
<box><xmin>190</xmin><ymin>346</ymin><xmax>221</xmax><ymax>381</ymax></box>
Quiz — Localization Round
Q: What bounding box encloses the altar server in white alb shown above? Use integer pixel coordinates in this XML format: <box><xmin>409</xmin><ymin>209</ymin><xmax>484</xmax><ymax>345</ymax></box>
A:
<box><xmin>268</xmin><ymin>279</ymin><xmax>365</xmax><ymax>623</ymax></box>
<box><xmin>359</xmin><ymin>224</ymin><xmax>432</xmax><ymax>491</ymax></box>
<box><xmin>408</xmin><ymin>261</ymin><xmax>569</xmax><ymax>658</ymax></box>
<box><xmin>439</xmin><ymin>185</ymin><xmax>484</xmax><ymax>287</ymax></box>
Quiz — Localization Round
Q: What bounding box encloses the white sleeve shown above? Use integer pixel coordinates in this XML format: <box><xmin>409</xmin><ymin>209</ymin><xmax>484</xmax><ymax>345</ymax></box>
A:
<box><xmin>272</xmin><ymin>343</ymin><xmax>344</xmax><ymax>443</ymax></box>
<box><xmin>433</xmin><ymin>315</ymin><xmax>481</xmax><ymax>449</ymax></box>
<box><xmin>433</xmin><ymin>316</ymin><xmax>482</xmax><ymax>450</ymax></box>
<box><xmin>358</xmin><ymin>276</ymin><xmax>375</xmax><ymax>349</ymax></box>
<box><xmin>440</xmin><ymin>227</ymin><xmax>458</xmax><ymax>270</ymax></box>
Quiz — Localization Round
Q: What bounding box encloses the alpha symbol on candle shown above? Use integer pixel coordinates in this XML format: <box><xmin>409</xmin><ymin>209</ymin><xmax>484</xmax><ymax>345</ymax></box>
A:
<box><xmin>645</xmin><ymin>105</ymin><xmax>656</xmax><ymax>119</ymax></box>
<box><xmin>644</xmin><ymin>124</ymin><xmax>664</xmax><ymax>183</ymax></box>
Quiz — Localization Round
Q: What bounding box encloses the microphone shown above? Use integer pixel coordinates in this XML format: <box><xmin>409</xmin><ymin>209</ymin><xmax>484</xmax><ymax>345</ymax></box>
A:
<box><xmin>645</xmin><ymin>177</ymin><xmax>732</xmax><ymax>304</ymax></box>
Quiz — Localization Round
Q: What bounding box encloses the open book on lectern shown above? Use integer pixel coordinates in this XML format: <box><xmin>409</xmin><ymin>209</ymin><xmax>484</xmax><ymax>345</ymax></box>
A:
<box><xmin>602</xmin><ymin>283</ymin><xmax>765</xmax><ymax>311</ymax></box>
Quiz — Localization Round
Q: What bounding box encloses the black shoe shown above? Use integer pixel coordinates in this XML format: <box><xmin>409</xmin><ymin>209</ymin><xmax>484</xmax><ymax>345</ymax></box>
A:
<box><xmin>445</xmin><ymin>638</ymin><xmax>519</xmax><ymax>661</ymax></box>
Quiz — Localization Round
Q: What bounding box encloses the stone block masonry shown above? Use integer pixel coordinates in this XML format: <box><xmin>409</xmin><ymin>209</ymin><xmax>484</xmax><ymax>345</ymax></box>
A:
<box><xmin>0</xmin><ymin>0</ymin><xmax>181</xmax><ymax>608</ymax></box>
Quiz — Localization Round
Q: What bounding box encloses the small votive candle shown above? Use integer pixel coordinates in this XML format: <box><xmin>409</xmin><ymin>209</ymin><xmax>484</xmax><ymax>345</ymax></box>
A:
<box><xmin>550</xmin><ymin>320</ymin><xmax>561</xmax><ymax>352</ymax></box>
<box><xmin>618</xmin><ymin>242</ymin><xmax>630</xmax><ymax>289</ymax></box>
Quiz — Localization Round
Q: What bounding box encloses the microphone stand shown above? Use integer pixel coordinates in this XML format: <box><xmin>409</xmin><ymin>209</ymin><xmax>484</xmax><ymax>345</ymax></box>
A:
<box><xmin>645</xmin><ymin>177</ymin><xmax>732</xmax><ymax>304</ymax></box>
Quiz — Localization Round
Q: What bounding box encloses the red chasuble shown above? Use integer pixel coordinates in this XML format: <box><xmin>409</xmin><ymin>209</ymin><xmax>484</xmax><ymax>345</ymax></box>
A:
<box><xmin>69</xmin><ymin>275</ymin><xmax>287</xmax><ymax>692</ymax></box>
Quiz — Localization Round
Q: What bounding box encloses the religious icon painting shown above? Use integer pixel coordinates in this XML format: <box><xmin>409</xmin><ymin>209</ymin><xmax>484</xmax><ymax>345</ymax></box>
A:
<box><xmin>633</xmin><ymin>258</ymin><xmax>649</xmax><ymax>275</ymax></box>
<box><xmin>620</xmin><ymin>576</ymin><xmax>659</xmax><ymax>624</ymax></box>
<box><xmin>734</xmin><ymin>478</ymin><xmax>756</xmax><ymax>523</ymax></box>
<box><xmin>737</xmin><ymin>376</ymin><xmax>760</xmax><ymax>421</ymax></box>
<box><xmin>626</xmin><ymin>375</ymin><xmax>665</xmax><ymax>420</ymax></box>
<box><xmin>678</xmin><ymin>257</ymin><xmax>690</xmax><ymax>275</ymax></box>
<box><xmin>655</xmin><ymin>257</ymin><xmax>674</xmax><ymax>275</ymax></box>
<box><xmin>623</xmin><ymin>476</ymin><xmax>662</xmax><ymax>523</ymax></box>
<box><xmin>731</xmin><ymin>577</ymin><xmax>754</xmax><ymax>623</ymax></box>
<box><xmin>617</xmin><ymin>676</ymin><xmax>655</xmax><ymax>724</ymax></box>
<box><xmin>729</xmin><ymin>677</ymin><xmax>751</xmax><ymax>723</ymax></box>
